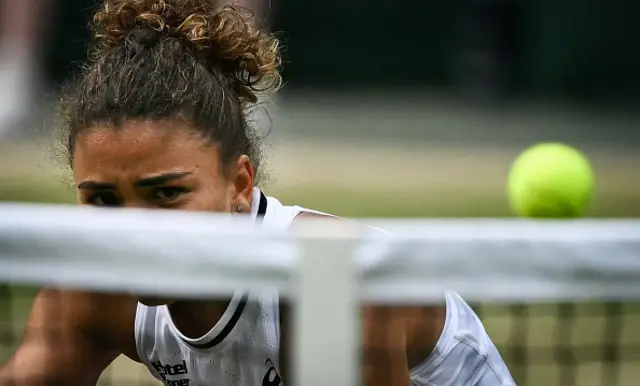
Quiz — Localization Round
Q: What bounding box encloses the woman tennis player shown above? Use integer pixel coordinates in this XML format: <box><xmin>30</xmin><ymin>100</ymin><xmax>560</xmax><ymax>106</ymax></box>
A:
<box><xmin>0</xmin><ymin>1</ymin><xmax>515</xmax><ymax>385</ymax></box>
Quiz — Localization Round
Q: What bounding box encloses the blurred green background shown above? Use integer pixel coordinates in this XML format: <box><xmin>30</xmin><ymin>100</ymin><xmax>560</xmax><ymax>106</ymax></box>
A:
<box><xmin>5</xmin><ymin>0</ymin><xmax>640</xmax><ymax>216</ymax></box>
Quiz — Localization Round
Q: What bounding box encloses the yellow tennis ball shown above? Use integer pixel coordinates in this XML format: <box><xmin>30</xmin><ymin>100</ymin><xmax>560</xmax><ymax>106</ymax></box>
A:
<box><xmin>508</xmin><ymin>143</ymin><xmax>595</xmax><ymax>218</ymax></box>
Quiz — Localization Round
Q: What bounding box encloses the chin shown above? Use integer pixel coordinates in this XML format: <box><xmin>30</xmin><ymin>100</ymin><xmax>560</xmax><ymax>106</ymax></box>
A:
<box><xmin>136</xmin><ymin>296</ymin><xmax>177</xmax><ymax>306</ymax></box>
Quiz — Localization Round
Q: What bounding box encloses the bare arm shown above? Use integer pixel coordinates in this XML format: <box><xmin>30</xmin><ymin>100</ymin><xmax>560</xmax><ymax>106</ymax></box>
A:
<box><xmin>362</xmin><ymin>306</ymin><xmax>412</xmax><ymax>386</ymax></box>
<box><xmin>0</xmin><ymin>289</ymin><xmax>124</xmax><ymax>386</ymax></box>
<box><xmin>362</xmin><ymin>305</ymin><xmax>446</xmax><ymax>386</ymax></box>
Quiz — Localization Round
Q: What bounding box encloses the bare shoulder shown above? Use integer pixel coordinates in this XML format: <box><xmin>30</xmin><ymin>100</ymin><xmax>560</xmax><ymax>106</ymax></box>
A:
<box><xmin>357</xmin><ymin>304</ymin><xmax>445</xmax><ymax>385</ymax></box>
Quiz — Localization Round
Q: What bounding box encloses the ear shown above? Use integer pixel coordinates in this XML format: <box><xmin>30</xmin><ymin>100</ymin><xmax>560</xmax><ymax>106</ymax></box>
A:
<box><xmin>230</xmin><ymin>155</ymin><xmax>255</xmax><ymax>213</ymax></box>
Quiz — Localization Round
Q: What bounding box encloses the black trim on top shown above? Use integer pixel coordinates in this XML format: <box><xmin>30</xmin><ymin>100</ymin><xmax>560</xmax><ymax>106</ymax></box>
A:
<box><xmin>183</xmin><ymin>293</ymin><xmax>250</xmax><ymax>349</ymax></box>
<box><xmin>257</xmin><ymin>191</ymin><xmax>268</xmax><ymax>220</ymax></box>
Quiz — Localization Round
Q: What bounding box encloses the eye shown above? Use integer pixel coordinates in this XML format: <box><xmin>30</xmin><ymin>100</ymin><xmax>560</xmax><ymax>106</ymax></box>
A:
<box><xmin>151</xmin><ymin>187</ymin><xmax>189</xmax><ymax>202</ymax></box>
<box><xmin>88</xmin><ymin>192</ymin><xmax>122</xmax><ymax>207</ymax></box>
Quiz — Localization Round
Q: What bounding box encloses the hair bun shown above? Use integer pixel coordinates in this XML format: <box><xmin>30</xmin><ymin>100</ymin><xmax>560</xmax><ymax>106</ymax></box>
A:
<box><xmin>93</xmin><ymin>0</ymin><xmax>281</xmax><ymax>104</ymax></box>
<box><xmin>123</xmin><ymin>27</ymin><xmax>162</xmax><ymax>55</ymax></box>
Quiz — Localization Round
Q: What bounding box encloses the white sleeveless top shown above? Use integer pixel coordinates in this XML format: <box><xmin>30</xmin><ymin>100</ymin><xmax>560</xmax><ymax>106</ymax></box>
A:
<box><xmin>134</xmin><ymin>188</ymin><xmax>516</xmax><ymax>386</ymax></box>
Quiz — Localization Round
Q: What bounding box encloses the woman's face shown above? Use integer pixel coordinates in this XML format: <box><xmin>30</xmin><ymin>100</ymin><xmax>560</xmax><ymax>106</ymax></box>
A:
<box><xmin>72</xmin><ymin>119</ymin><xmax>254</xmax><ymax>305</ymax></box>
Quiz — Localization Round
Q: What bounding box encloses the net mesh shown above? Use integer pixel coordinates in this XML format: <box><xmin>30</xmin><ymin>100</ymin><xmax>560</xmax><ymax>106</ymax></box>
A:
<box><xmin>0</xmin><ymin>203</ymin><xmax>639</xmax><ymax>386</ymax></box>
<box><xmin>475</xmin><ymin>302</ymin><xmax>640</xmax><ymax>386</ymax></box>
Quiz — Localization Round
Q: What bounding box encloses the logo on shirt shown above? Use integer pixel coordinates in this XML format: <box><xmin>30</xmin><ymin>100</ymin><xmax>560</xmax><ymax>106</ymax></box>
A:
<box><xmin>262</xmin><ymin>359</ymin><xmax>281</xmax><ymax>386</ymax></box>
<box><xmin>152</xmin><ymin>360</ymin><xmax>190</xmax><ymax>386</ymax></box>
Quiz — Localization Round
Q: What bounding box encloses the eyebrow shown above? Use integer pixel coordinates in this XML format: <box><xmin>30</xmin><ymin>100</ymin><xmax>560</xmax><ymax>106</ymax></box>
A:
<box><xmin>77</xmin><ymin>171</ymin><xmax>193</xmax><ymax>190</ymax></box>
<box><xmin>134</xmin><ymin>171</ymin><xmax>193</xmax><ymax>187</ymax></box>
<box><xmin>76</xmin><ymin>181</ymin><xmax>114</xmax><ymax>190</ymax></box>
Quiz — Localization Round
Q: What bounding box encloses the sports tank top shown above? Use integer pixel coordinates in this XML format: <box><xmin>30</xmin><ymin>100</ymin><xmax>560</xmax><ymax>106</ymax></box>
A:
<box><xmin>134</xmin><ymin>188</ymin><xmax>516</xmax><ymax>386</ymax></box>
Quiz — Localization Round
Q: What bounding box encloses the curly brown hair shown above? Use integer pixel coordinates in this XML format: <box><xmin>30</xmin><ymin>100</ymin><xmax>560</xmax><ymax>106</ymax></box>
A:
<box><xmin>62</xmin><ymin>0</ymin><xmax>281</xmax><ymax>182</ymax></box>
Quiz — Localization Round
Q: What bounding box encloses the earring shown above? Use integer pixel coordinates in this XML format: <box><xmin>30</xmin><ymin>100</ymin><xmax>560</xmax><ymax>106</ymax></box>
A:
<box><xmin>235</xmin><ymin>206</ymin><xmax>244</xmax><ymax>213</ymax></box>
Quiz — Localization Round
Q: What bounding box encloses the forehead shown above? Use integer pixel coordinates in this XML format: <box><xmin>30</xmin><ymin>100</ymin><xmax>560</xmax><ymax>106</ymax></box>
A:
<box><xmin>72</xmin><ymin>120</ymin><xmax>217</xmax><ymax>179</ymax></box>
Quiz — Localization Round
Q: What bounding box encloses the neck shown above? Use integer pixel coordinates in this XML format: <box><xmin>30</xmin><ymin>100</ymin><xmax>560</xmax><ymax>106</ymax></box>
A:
<box><xmin>167</xmin><ymin>297</ymin><xmax>232</xmax><ymax>339</ymax></box>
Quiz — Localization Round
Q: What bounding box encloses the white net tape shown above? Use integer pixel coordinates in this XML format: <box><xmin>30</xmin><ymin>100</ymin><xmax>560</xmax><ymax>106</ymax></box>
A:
<box><xmin>1</xmin><ymin>203</ymin><xmax>639</xmax><ymax>302</ymax></box>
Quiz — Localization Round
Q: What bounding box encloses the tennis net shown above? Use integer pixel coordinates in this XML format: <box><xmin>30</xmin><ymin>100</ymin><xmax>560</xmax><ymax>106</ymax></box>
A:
<box><xmin>0</xmin><ymin>203</ymin><xmax>639</xmax><ymax>386</ymax></box>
